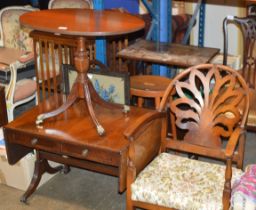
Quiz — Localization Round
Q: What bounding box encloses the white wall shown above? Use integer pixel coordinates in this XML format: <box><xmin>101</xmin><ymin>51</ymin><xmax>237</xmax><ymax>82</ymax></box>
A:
<box><xmin>186</xmin><ymin>3</ymin><xmax>246</xmax><ymax>56</ymax></box>
<box><xmin>138</xmin><ymin>2</ymin><xmax>246</xmax><ymax>57</ymax></box>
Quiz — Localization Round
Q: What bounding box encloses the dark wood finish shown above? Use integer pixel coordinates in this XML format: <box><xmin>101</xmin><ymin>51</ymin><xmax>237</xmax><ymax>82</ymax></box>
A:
<box><xmin>0</xmin><ymin>86</ymin><xmax>8</xmax><ymax>126</ymax></box>
<box><xmin>126</xmin><ymin>64</ymin><xmax>249</xmax><ymax>210</ymax></box>
<box><xmin>30</xmin><ymin>30</ymin><xmax>96</xmax><ymax>102</ymax></box>
<box><xmin>3</xmin><ymin>94</ymin><xmax>162</xmax><ymax>202</ymax></box>
<box><xmin>246</xmin><ymin>0</ymin><xmax>256</xmax><ymax>4</ymax></box>
<box><xmin>20</xmin><ymin>151</ymin><xmax>64</xmax><ymax>203</ymax></box>
<box><xmin>20</xmin><ymin>9</ymin><xmax>145</xmax><ymax>36</ymax></box>
<box><xmin>130</xmin><ymin>75</ymin><xmax>171</xmax><ymax>109</ymax></box>
<box><xmin>223</xmin><ymin>16</ymin><xmax>256</xmax><ymax>131</ymax></box>
<box><xmin>20</xmin><ymin>9</ymin><xmax>145</xmax><ymax>135</ymax></box>
<box><xmin>118</xmin><ymin>39</ymin><xmax>220</xmax><ymax>74</ymax></box>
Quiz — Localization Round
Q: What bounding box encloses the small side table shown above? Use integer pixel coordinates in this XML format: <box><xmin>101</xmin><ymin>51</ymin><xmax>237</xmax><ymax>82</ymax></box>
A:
<box><xmin>130</xmin><ymin>75</ymin><xmax>171</xmax><ymax>109</ymax></box>
<box><xmin>118</xmin><ymin>39</ymin><xmax>220</xmax><ymax>75</ymax></box>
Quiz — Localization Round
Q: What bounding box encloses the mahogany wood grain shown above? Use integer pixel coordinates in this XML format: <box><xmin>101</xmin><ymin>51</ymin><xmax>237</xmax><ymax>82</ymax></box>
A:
<box><xmin>20</xmin><ymin>151</ymin><xmax>64</xmax><ymax>203</ymax></box>
<box><xmin>20</xmin><ymin>9</ymin><xmax>145</xmax><ymax>37</ymax></box>
<box><xmin>3</xmin><ymin>94</ymin><xmax>162</xmax><ymax>202</ymax></box>
<box><xmin>130</xmin><ymin>75</ymin><xmax>171</xmax><ymax>109</ymax></box>
<box><xmin>20</xmin><ymin>9</ymin><xmax>145</xmax><ymax>134</ymax></box>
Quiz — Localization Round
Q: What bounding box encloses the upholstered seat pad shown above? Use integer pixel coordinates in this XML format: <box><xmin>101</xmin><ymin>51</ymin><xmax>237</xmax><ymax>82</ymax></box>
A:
<box><xmin>0</xmin><ymin>48</ymin><xmax>24</xmax><ymax>67</ymax></box>
<box><xmin>14</xmin><ymin>79</ymin><xmax>36</xmax><ymax>103</ymax></box>
<box><xmin>131</xmin><ymin>153</ymin><xmax>243</xmax><ymax>210</ymax></box>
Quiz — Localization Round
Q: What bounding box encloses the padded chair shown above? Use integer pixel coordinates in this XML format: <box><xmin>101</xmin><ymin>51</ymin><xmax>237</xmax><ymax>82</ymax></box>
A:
<box><xmin>223</xmin><ymin>15</ymin><xmax>256</xmax><ymax>131</ymax></box>
<box><xmin>126</xmin><ymin>64</ymin><xmax>249</xmax><ymax>210</ymax></box>
<box><xmin>0</xmin><ymin>6</ymin><xmax>37</xmax><ymax>121</ymax></box>
<box><xmin>48</xmin><ymin>0</ymin><xmax>93</xmax><ymax>9</ymax></box>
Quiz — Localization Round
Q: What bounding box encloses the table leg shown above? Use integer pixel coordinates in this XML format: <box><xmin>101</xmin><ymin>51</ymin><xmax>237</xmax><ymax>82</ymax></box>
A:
<box><xmin>36</xmin><ymin>37</ymin><xmax>129</xmax><ymax>135</ymax></box>
<box><xmin>36</xmin><ymin>83</ymin><xmax>78</xmax><ymax>124</ymax></box>
<box><xmin>35</xmin><ymin>37</ymin><xmax>105</xmax><ymax>135</ymax></box>
<box><xmin>20</xmin><ymin>152</ymin><xmax>63</xmax><ymax>203</ymax></box>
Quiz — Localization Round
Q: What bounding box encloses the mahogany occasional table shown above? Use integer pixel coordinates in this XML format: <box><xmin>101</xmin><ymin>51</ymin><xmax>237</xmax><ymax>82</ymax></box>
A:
<box><xmin>3</xmin><ymin>9</ymin><xmax>165</xmax><ymax>203</ymax></box>
<box><xmin>20</xmin><ymin>8</ymin><xmax>145</xmax><ymax>135</ymax></box>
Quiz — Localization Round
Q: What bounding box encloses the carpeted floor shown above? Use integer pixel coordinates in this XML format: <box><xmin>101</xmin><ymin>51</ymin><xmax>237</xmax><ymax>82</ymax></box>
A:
<box><xmin>0</xmin><ymin>101</ymin><xmax>256</xmax><ymax>210</ymax></box>
<box><xmin>0</xmin><ymin>169</ymin><xmax>125</xmax><ymax>210</ymax></box>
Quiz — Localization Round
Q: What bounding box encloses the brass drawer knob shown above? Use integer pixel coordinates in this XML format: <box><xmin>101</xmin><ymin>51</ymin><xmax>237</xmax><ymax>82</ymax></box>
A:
<box><xmin>31</xmin><ymin>138</ymin><xmax>38</xmax><ymax>146</ymax></box>
<box><xmin>82</xmin><ymin>149</ymin><xmax>88</xmax><ymax>157</ymax></box>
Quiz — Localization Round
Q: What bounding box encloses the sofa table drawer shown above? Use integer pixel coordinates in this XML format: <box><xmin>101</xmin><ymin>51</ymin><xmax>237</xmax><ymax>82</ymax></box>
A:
<box><xmin>10</xmin><ymin>135</ymin><xmax>60</xmax><ymax>153</ymax></box>
<box><xmin>61</xmin><ymin>144</ymin><xmax>120</xmax><ymax>166</ymax></box>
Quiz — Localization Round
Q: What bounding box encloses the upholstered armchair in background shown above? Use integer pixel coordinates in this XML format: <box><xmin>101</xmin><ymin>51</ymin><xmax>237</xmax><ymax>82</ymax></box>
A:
<box><xmin>0</xmin><ymin>6</ymin><xmax>37</xmax><ymax>121</ymax></box>
<box><xmin>48</xmin><ymin>0</ymin><xmax>93</xmax><ymax>9</ymax></box>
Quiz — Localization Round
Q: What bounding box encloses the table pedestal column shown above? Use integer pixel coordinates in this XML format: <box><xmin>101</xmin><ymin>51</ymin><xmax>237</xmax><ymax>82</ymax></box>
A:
<box><xmin>36</xmin><ymin>37</ymin><xmax>124</xmax><ymax>135</ymax></box>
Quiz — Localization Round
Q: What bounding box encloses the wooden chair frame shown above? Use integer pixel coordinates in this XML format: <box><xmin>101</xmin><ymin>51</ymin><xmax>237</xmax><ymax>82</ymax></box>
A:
<box><xmin>223</xmin><ymin>15</ymin><xmax>256</xmax><ymax>131</ymax></box>
<box><xmin>126</xmin><ymin>64</ymin><xmax>249</xmax><ymax>210</ymax></box>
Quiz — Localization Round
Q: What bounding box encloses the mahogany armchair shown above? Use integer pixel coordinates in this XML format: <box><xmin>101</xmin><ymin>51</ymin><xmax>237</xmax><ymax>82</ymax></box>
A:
<box><xmin>223</xmin><ymin>15</ymin><xmax>256</xmax><ymax>131</ymax></box>
<box><xmin>0</xmin><ymin>6</ymin><xmax>37</xmax><ymax>121</ymax></box>
<box><xmin>126</xmin><ymin>64</ymin><xmax>249</xmax><ymax>210</ymax></box>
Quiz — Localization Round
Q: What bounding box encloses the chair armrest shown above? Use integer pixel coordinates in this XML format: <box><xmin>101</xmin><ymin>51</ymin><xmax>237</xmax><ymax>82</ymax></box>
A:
<box><xmin>124</xmin><ymin>111</ymin><xmax>165</xmax><ymax>174</ymax></box>
<box><xmin>225</xmin><ymin>127</ymin><xmax>244</xmax><ymax>158</ymax></box>
<box><xmin>18</xmin><ymin>52</ymin><xmax>34</xmax><ymax>63</ymax></box>
<box><xmin>124</xmin><ymin>111</ymin><xmax>165</xmax><ymax>141</ymax></box>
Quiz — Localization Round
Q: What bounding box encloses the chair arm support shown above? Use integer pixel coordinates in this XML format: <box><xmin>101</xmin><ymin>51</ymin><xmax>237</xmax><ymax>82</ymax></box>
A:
<box><xmin>225</xmin><ymin>127</ymin><xmax>244</xmax><ymax>158</ymax></box>
<box><xmin>124</xmin><ymin>111</ymin><xmax>165</xmax><ymax>141</ymax></box>
<box><xmin>124</xmin><ymin>111</ymin><xmax>165</xmax><ymax>175</ymax></box>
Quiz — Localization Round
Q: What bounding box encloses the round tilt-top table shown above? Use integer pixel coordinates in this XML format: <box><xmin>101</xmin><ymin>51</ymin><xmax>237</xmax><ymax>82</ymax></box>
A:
<box><xmin>20</xmin><ymin>9</ymin><xmax>145</xmax><ymax>135</ymax></box>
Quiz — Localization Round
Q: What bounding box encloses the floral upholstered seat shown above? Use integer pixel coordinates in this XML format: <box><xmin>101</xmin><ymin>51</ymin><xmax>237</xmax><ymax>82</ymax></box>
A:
<box><xmin>0</xmin><ymin>6</ymin><xmax>37</xmax><ymax>121</ymax></box>
<box><xmin>132</xmin><ymin>153</ymin><xmax>243</xmax><ymax>210</ymax></box>
<box><xmin>126</xmin><ymin>64</ymin><xmax>249</xmax><ymax>210</ymax></box>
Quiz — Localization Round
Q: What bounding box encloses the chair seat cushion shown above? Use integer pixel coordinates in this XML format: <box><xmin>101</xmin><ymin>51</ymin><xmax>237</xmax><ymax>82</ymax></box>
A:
<box><xmin>131</xmin><ymin>153</ymin><xmax>243</xmax><ymax>210</ymax></box>
<box><xmin>14</xmin><ymin>79</ymin><xmax>36</xmax><ymax>103</ymax></box>
<box><xmin>0</xmin><ymin>63</ymin><xmax>8</xmax><ymax>71</ymax></box>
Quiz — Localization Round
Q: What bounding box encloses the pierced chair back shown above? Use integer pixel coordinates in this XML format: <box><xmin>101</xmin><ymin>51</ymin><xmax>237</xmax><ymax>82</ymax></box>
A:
<box><xmin>160</xmin><ymin>64</ymin><xmax>249</xmax><ymax>166</ymax></box>
<box><xmin>127</xmin><ymin>64</ymin><xmax>249</xmax><ymax>210</ymax></box>
<box><xmin>48</xmin><ymin>0</ymin><xmax>93</xmax><ymax>9</ymax></box>
<box><xmin>223</xmin><ymin>16</ymin><xmax>256</xmax><ymax>89</ymax></box>
<box><xmin>223</xmin><ymin>16</ymin><xmax>256</xmax><ymax>131</ymax></box>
